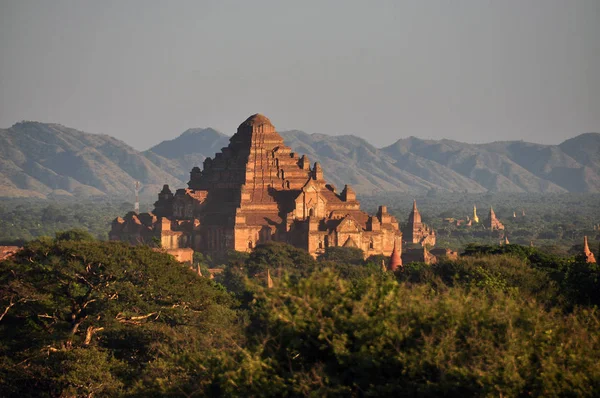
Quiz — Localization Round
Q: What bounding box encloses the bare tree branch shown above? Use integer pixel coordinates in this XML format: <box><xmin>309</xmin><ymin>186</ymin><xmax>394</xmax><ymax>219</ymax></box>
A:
<box><xmin>84</xmin><ymin>326</ymin><xmax>104</xmax><ymax>345</ymax></box>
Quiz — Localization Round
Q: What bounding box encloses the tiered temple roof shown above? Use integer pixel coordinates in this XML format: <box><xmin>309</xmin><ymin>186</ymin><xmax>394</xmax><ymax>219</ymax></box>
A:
<box><xmin>111</xmin><ymin>114</ymin><xmax>403</xmax><ymax>258</ymax></box>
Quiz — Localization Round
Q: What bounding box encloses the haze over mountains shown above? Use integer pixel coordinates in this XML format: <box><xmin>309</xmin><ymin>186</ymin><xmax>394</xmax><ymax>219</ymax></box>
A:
<box><xmin>1</xmin><ymin>121</ymin><xmax>599</xmax><ymax>199</ymax></box>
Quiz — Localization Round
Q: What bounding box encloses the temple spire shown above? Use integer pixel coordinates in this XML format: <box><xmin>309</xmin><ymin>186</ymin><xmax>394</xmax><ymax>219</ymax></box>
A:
<box><xmin>486</xmin><ymin>206</ymin><xmax>504</xmax><ymax>231</ymax></box>
<box><xmin>408</xmin><ymin>199</ymin><xmax>422</xmax><ymax>225</ymax></box>
<box><xmin>584</xmin><ymin>236</ymin><xmax>591</xmax><ymax>253</ymax></box>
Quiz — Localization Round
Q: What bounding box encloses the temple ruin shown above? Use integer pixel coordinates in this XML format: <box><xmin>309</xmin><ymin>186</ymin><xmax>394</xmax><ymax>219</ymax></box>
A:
<box><xmin>110</xmin><ymin>114</ymin><xmax>403</xmax><ymax>259</ymax></box>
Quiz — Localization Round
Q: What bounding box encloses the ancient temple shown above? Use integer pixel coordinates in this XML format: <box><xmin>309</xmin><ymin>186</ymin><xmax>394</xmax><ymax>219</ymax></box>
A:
<box><xmin>402</xmin><ymin>200</ymin><xmax>436</xmax><ymax>247</ymax></box>
<box><xmin>485</xmin><ymin>207</ymin><xmax>504</xmax><ymax>230</ymax></box>
<box><xmin>110</xmin><ymin>114</ymin><xmax>402</xmax><ymax>258</ymax></box>
<box><xmin>583</xmin><ymin>236</ymin><xmax>596</xmax><ymax>264</ymax></box>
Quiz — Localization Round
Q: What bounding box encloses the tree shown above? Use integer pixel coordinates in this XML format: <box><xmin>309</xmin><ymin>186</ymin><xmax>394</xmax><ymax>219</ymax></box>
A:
<box><xmin>318</xmin><ymin>246</ymin><xmax>364</xmax><ymax>265</ymax></box>
<box><xmin>245</xmin><ymin>241</ymin><xmax>317</xmax><ymax>278</ymax></box>
<box><xmin>235</xmin><ymin>270</ymin><xmax>600</xmax><ymax>396</ymax></box>
<box><xmin>0</xmin><ymin>238</ymin><xmax>241</xmax><ymax>396</ymax></box>
<box><xmin>55</xmin><ymin>228</ymin><xmax>95</xmax><ymax>242</ymax></box>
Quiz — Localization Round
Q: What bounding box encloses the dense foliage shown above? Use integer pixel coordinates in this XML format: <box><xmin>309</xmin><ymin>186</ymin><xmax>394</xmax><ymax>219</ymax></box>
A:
<box><xmin>1</xmin><ymin>233</ymin><xmax>600</xmax><ymax>396</ymax></box>
<box><xmin>239</xmin><ymin>271</ymin><xmax>600</xmax><ymax>396</ymax></box>
<box><xmin>0</xmin><ymin>236</ymin><xmax>241</xmax><ymax>396</ymax></box>
<box><xmin>0</xmin><ymin>199</ymin><xmax>130</xmax><ymax>243</ymax></box>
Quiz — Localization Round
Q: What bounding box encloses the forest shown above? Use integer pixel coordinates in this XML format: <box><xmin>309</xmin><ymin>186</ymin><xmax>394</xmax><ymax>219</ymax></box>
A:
<box><xmin>1</xmin><ymin>231</ymin><xmax>599</xmax><ymax>396</ymax></box>
<box><xmin>1</xmin><ymin>193</ymin><xmax>599</xmax><ymax>396</ymax></box>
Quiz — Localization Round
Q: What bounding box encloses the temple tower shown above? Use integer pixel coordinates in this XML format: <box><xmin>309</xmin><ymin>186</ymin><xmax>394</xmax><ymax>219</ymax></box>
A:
<box><xmin>485</xmin><ymin>207</ymin><xmax>505</xmax><ymax>230</ymax></box>
<box><xmin>402</xmin><ymin>200</ymin><xmax>436</xmax><ymax>246</ymax></box>
<box><xmin>472</xmin><ymin>205</ymin><xmax>479</xmax><ymax>223</ymax></box>
<box><xmin>403</xmin><ymin>200</ymin><xmax>422</xmax><ymax>243</ymax></box>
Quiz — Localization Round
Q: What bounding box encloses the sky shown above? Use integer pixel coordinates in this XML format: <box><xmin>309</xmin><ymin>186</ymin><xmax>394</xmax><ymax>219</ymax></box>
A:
<box><xmin>0</xmin><ymin>0</ymin><xmax>598</xmax><ymax>150</ymax></box>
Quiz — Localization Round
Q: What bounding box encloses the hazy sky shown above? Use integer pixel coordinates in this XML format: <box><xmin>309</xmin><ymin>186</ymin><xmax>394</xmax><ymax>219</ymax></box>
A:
<box><xmin>1</xmin><ymin>0</ymin><xmax>598</xmax><ymax>149</ymax></box>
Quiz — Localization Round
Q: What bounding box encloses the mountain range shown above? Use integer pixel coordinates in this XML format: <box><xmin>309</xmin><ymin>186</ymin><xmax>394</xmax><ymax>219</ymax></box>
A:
<box><xmin>1</xmin><ymin>121</ymin><xmax>599</xmax><ymax>199</ymax></box>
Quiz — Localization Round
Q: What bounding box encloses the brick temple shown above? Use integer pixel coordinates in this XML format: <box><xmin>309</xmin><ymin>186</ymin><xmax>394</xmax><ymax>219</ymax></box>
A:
<box><xmin>485</xmin><ymin>207</ymin><xmax>505</xmax><ymax>230</ymax></box>
<box><xmin>110</xmin><ymin>114</ymin><xmax>403</xmax><ymax>259</ymax></box>
<box><xmin>402</xmin><ymin>200</ymin><xmax>436</xmax><ymax>247</ymax></box>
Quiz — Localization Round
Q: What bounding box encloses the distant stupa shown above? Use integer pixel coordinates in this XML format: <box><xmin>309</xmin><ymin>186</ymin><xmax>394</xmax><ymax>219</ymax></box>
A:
<box><xmin>472</xmin><ymin>205</ymin><xmax>479</xmax><ymax>223</ymax></box>
<box><xmin>388</xmin><ymin>240</ymin><xmax>402</xmax><ymax>271</ymax></box>
<box><xmin>485</xmin><ymin>207</ymin><xmax>505</xmax><ymax>230</ymax></box>
<box><xmin>583</xmin><ymin>236</ymin><xmax>596</xmax><ymax>264</ymax></box>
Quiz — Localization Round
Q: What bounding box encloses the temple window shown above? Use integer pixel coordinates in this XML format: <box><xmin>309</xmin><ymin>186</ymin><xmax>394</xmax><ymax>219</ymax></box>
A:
<box><xmin>248</xmin><ymin>240</ymin><xmax>253</xmax><ymax>249</ymax></box>
<box><xmin>309</xmin><ymin>208</ymin><xmax>315</xmax><ymax>217</ymax></box>
<box><xmin>369</xmin><ymin>239</ymin><xmax>374</xmax><ymax>249</ymax></box>
<box><xmin>318</xmin><ymin>240</ymin><xmax>323</xmax><ymax>249</ymax></box>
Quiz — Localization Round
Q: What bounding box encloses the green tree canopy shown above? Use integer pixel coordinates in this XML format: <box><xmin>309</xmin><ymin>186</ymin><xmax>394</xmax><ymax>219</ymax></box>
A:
<box><xmin>0</xmin><ymin>238</ymin><xmax>242</xmax><ymax>396</ymax></box>
<box><xmin>318</xmin><ymin>246</ymin><xmax>365</xmax><ymax>265</ymax></box>
<box><xmin>55</xmin><ymin>228</ymin><xmax>96</xmax><ymax>242</ymax></box>
<box><xmin>231</xmin><ymin>270</ymin><xmax>600</xmax><ymax>396</ymax></box>
<box><xmin>245</xmin><ymin>241</ymin><xmax>317</xmax><ymax>278</ymax></box>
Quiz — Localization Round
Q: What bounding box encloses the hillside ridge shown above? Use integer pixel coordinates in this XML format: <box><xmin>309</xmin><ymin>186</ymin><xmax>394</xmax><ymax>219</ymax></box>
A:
<box><xmin>1</xmin><ymin>121</ymin><xmax>598</xmax><ymax>198</ymax></box>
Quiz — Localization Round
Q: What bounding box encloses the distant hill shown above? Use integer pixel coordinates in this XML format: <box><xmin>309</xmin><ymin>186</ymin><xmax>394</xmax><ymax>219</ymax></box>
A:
<box><xmin>0</xmin><ymin>122</ymin><xmax>182</xmax><ymax>199</ymax></box>
<box><xmin>381</xmin><ymin>137</ymin><xmax>569</xmax><ymax>193</ymax></box>
<box><xmin>145</xmin><ymin>127</ymin><xmax>600</xmax><ymax>194</ymax></box>
<box><xmin>282</xmin><ymin>131</ymin><xmax>487</xmax><ymax>194</ymax></box>
<box><xmin>0</xmin><ymin>121</ymin><xmax>598</xmax><ymax>198</ymax></box>
<box><xmin>145</xmin><ymin>128</ymin><xmax>229</xmax><ymax>181</ymax></box>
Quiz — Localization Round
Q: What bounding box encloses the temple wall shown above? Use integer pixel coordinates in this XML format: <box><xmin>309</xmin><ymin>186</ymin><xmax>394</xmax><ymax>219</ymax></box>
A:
<box><xmin>308</xmin><ymin>231</ymin><xmax>327</xmax><ymax>256</ymax></box>
<box><xmin>234</xmin><ymin>225</ymin><xmax>264</xmax><ymax>252</ymax></box>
